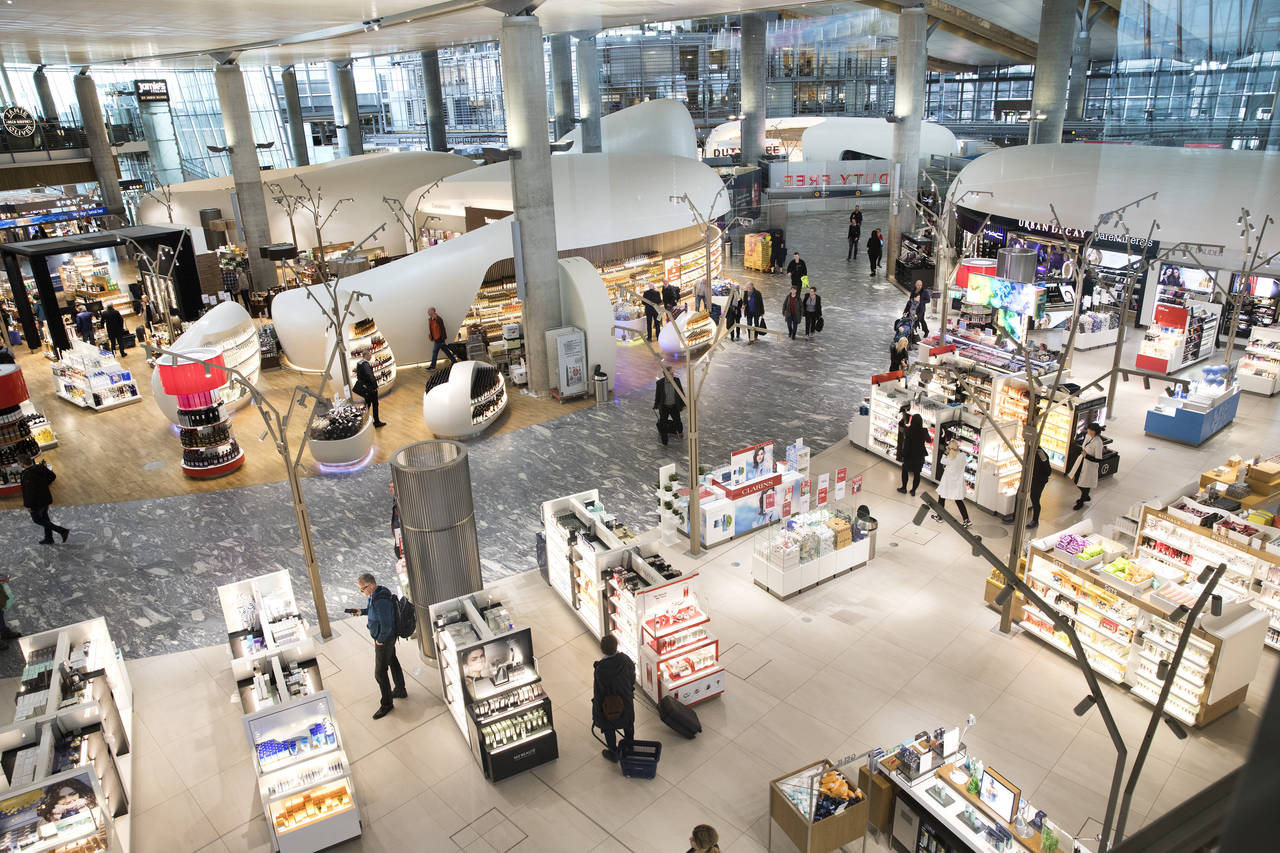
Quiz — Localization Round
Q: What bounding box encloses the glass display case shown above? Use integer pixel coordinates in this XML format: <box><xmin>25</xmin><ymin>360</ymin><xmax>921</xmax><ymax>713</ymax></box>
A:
<box><xmin>50</xmin><ymin>342</ymin><xmax>140</xmax><ymax>411</ymax></box>
<box><xmin>244</xmin><ymin>691</ymin><xmax>361</xmax><ymax>853</ymax></box>
<box><xmin>637</xmin><ymin>576</ymin><xmax>723</xmax><ymax>706</ymax></box>
<box><xmin>217</xmin><ymin>571</ymin><xmax>316</xmax><ymax>681</ymax></box>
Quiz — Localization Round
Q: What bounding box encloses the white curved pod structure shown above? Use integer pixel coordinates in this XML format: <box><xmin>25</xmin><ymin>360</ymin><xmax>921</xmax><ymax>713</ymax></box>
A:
<box><xmin>658</xmin><ymin>310</ymin><xmax>715</xmax><ymax>356</ymax></box>
<box><xmin>275</xmin><ymin>152</ymin><xmax>730</xmax><ymax>371</ymax></box>
<box><xmin>331</xmin><ymin>297</ymin><xmax>397</xmax><ymax>395</ymax></box>
<box><xmin>423</xmin><ymin>361</ymin><xmax>507</xmax><ymax>440</ymax></box>
<box><xmin>555</xmin><ymin>99</ymin><xmax>698</xmax><ymax>159</ymax></box>
<box><xmin>308</xmin><ymin>419</ymin><xmax>375</xmax><ymax>468</ymax></box>
<box><xmin>703</xmin><ymin>116</ymin><xmax>959</xmax><ymax>162</ymax></box>
<box><xmin>557</xmin><ymin>257</ymin><xmax>616</xmax><ymax>390</ymax></box>
<box><xmin>151</xmin><ymin>301</ymin><xmax>260</xmax><ymax>424</ymax></box>
<box><xmin>138</xmin><ymin>151</ymin><xmax>477</xmax><ymax>255</ymax></box>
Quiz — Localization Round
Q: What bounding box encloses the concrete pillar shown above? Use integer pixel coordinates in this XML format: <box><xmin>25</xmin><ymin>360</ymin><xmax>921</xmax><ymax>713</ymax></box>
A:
<box><xmin>499</xmin><ymin>15</ymin><xmax>563</xmax><ymax>396</ymax></box>
<box><xmin>421</xmin><ymin>50</ymin><xmax>448</xmax><ymax>152</ymax></box>
<box><xmin>1066</xmin><ymin>28</ymin><xmax>1091</xmax><ymax>122</ymax></box>
<box><xmin>1029</xmin><ymin>0</ymin><xmax>1077</xmax><ymax>144</ymax></box>
<box><xmin>137</xmin><ymin>99</ymin><xmax>185</xmax><ymax>185</ymax></box>
<box><xmin>549</xmin><ymin>34</ymin><xmax>575</xmax><ymax>140</ymax></box>
<box><xmin>740</xmin><ymin>13</ymin><xmax>767</xmax><ymax>166</ymax></box>
<box><xmin>326</xmin><ymin>60</ymin><xmax>363</xmax><ymax>157</ymax></box>
<box><xmin>213</xmin><ymin>61</ymin><xmax>277</xmax><ymax>293</ymax></box>
<box><xmin>0</xmin><ymin>63</ymin><xmax>14</xmax><ymax>105</ymax></box>
<box><xmin>33</xmin><ymin>66</ymin><xmax>58</xmax><ymax>124</ymax></box>
<box><xmin>575</xmin><ymin>36</ymin><xmax>602</xmax><ymax>153</ymax></box>
<box><xmin>281</xmin><ymin>67</ymin><xmax>310</xmax><ymax>167</ymax></box>
<box><xmin>72</xmin><ymin>71</ymin><xmax>125</xmax><ymax>222</ymax></box>
<box><xmin>887</xmin><ymin>6</ymin><xmax>927</xmax><ymax>283</ymax></box>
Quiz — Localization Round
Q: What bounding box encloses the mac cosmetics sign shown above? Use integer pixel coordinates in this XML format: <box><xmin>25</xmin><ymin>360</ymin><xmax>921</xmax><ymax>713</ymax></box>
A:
<box><xmin>2</xmin><ymin>106</ymin><xmax>36</xmax><ymax>138</ymax></box>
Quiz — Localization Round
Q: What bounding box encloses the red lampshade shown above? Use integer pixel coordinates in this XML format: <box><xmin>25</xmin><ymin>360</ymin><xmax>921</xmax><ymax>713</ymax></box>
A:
<box><xmin>157</xmin><ymin>348</ymin><xmax>229</xmax><ymax>396</ymax></box>
<box><xmin>957</xmin><ymin>258</ymin><xmax>997</xmax><ymax>293</ymax></box>
<box><xmin>0</xmin><ymin>364</ymin><xmax>29</xmax><ymax>409</ymax></box>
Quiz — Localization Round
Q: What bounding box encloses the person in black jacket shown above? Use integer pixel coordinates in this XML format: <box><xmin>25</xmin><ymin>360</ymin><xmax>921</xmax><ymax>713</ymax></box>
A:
<box><xmin>889</xmin><ymin>337</ymin><xmax>910</xmax><ymax>373</ymax></box>
<box><xmin>786</xmin><ymin>252</ymin><xmax>808</xmax><ymax>289</ymax></box>
<box><xmin>897</xmin><ymin>414</ymin><xmax>928</xmax><ymax>496</ymax></box>
<box><xmin>847</xmin><ymin>216</ymin><xmax>861</xmax><ymax>261</ymax></box>
<box><xmin>654</xmin><ymin>373</ymin><xmax>686</xmax><ymax>445</ymax></box>
<box><xmin>782</xmin><ymin>285</ymin><xmax>801</xmax><ymax>340</ymax></box>
<box><xmin>19</xmin><ymin>455</ymin><xmax>68</xmax><ymax>544</ymax></box>
<box><xmin>352</xmin><ymin>358</ymin><xmax>385</xmax><ymax>427</ymax></box>
<box><xmin>802</xmin><ymin>286</ymin><xmax>822</xmax><ymax>338</ymax></box>
<box><xmin>741</xmin><ymin>283</ymin><xmax>764</xmax><ymax>342</ymax></box>
<box><xmin>642</xmin><ymin>283</ymin><xmax>663</xmax><ymax>341</ymax></box>
<box><xmin>1026</xmin><ymin>447</ymin><xmax>1053</xmax><ymax>528</ymax></box>
<box><xmin>867</xmin><ymin>229</ymin><xmax>884</xmax><ymax>275</ymax></box>
<box><xmin>904</xmin><ymin>279</ymin><xmax>932</xmax><ymax>337</ymax></box>
<box><xmin>725</xmin><ymin>285</ymin><xmax>743</xmax><ymax>341</ymax></box>
<box><xmin>101</xmin><ymin>305</ymin><xmax>127</xmax><ymax>356</ymax></box>
<box><xmin>592</xmin><ymin>633</ymin><xmax>635</xmax><ymax>762</ymax></box>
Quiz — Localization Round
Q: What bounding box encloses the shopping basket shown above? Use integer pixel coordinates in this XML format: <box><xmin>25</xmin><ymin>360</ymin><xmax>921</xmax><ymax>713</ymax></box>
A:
<box><xmin>618</xmin><ymin>740</ymin><xmax>662</xmax><ymax>779</ymax></box>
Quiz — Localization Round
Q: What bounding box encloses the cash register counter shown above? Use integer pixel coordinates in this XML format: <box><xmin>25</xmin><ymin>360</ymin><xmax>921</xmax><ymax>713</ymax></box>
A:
<box><xmin>876</xmin><ymin>750</ymin><xmax>1091</xmax><ymax>853</ymax></box>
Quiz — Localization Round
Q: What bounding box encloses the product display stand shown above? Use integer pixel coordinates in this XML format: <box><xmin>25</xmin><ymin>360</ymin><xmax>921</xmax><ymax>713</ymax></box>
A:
<box><xmin>0</xmin><ymin>364</ymin><xmax>45</xmax><ymax>498</ymax></box>
<box><xmin>243</xmin><ymin>692</ymin><xmax>361</xmax><ymax>852</ymax></box>
<box><xmin>429</xmin><ymin>593</ymin><xmax>558</xmax><ymax>782</ymax></box>
<box><xmin>217</xmin><ymin>571</ymin><xmax>318</xmax><ymax>681</ymax></box>
<box><xmin>149</xmin><ymin>301</ymin><xmax>261</xmax><ymax>421</ymax></box>
<box><xmin>1</xmin><ymin>616</ymin><xmax>134</xmax><ymax>852</ymax></box>
<box><xmin>994</xmin><ymin>514</ymin><xmax>1268</xmax><ymax>727</ymax></box>
<box><xmin>50</xmin><ymin>341</ymin><xmax>141</xmax><ymax>411</ymax></box>
<box><xmin>1136</xmin><ymin>300</ymin><xmax>1221</xmax><ymax>373</ymax></box>
<box><xmin>1236</xmin><ymin>326</ymin><xmax>1280</xmax><ymax>396</ymax></box>
<box><xmin>1144</xmin><ymin>368</ymin><xmax>1240</xmax><ymax>446</ymax></box>
<box><xmin>422</xmin><ymin>361</ymin><xmax>507</xmax><ymax>439</ymax></box>
<box><xmin>768</xmin><ymin>759</ymin><xmax>867</xmax><ymax>853</ymax></box>
<box><xmin>20</xmin><ymin>400</ymin><xmax>58</xmax><ymax>449</ymax></box>
<box><xmin>157</xmin><ymin>349</ymin><xmax>245</xmax><ymax>480</ymax></box>
<box><xmin>343</xmin><ymin>313</ymin><xmax>396</xmax><ymax>395</ymax></box>
<box><xmin>751</xmin><ymin>509</ymin><xmax>874</xmax><ymax>600</ymax></box>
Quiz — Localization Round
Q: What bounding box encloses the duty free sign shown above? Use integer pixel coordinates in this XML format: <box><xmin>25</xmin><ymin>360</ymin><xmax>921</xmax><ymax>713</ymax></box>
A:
<box><xmin>768</xmin><ymin>159</ymin><xmax>891</xmax><ymax>192</ymax></box>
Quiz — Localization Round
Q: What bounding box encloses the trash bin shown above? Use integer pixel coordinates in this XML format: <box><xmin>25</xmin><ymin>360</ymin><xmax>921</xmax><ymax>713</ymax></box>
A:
<box><xmin>593</xmin><ymin>370</ymin><xmax>610</xmax><ymax>404</ymax></box>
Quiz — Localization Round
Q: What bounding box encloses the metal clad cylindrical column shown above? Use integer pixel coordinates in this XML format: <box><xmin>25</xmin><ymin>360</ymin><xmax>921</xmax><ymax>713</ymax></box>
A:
<box><xmin>391</xmin><ymin>440</ymin><xmax>483</xmax><ymax>658</ymax></box>
<box><xmin>997</xmin><ymin>247</ymin><xmax>1038</xmax><ymax>283</ymax></box>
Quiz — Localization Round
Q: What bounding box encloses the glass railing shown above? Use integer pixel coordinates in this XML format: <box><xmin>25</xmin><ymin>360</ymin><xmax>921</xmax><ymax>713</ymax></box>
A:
<box><xmin>0</xmin><ymin>121</ymin><xmax>142</xmax><ymax>158</ymax></box>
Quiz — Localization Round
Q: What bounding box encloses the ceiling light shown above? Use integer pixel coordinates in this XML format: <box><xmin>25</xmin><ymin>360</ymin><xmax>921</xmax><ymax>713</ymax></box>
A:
<box><xmin>1210</xmin><ymin>594</ymin><xmax>1222</xmax><ymax>617</ymax></box>
<box><xmin>1196</xmin><ymin>565</ymin><xmax>1213</xmax><ymax>583</ymax></box>
<box><xmin>1156</xmin><ymin>658</ymin><xmax>1170</xmax><ymax>681</ymax></box>
<box><xmin>912</xmin><ymin>503</ymin><xmax>930</xmax><ymax>527</ymax></box>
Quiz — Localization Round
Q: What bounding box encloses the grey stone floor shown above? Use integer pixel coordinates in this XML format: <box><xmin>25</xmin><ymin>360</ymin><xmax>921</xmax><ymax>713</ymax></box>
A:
<box><xmin>0</xmin><ymin>206</ymin><xmax>908</xmax><ymax>670</ymax></box>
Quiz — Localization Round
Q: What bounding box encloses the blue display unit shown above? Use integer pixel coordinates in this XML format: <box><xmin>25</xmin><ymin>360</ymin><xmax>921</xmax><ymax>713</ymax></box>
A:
<box><xmin>1144</xmin><ymin>389</ymin><xmax>1240</xmax><ymax>446</ymax></box>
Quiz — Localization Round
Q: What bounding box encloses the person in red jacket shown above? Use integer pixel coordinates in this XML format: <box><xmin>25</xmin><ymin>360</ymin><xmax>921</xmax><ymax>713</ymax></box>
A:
<box><xmin>427</xmin><ymin>307</ymin><xmax>459</xmax><ymax>370</ymax></box>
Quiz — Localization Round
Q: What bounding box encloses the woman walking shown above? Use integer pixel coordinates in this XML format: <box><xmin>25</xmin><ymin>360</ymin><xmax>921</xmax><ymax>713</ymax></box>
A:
<box><xmin>1069</xmin><ymin>422</ymin><xmax>1105</xmax><ymax>510</ymax></box>
<box><xmin>889</xmin><ymin>337</ymin><xmax>910</xmax><ymax>373</ymax></box>
<box><xmin>803</xmin><ymin>286</ymin><xmax>822</xmax><ymax>339</ymax></box>
<box><xmin>1026</xmin><ymin>447</ymin><xmax>1052</xmax><ymax>528</ymax></box>
<box><xmin>897</xmin><ymin>414</ymin><xmax>928</xmax><ymax>496</ymax></box>
<box><xmin>933</xmin><ymin>439</ymin><xmax>972</xmax><ymax>527</ymax></box>
<box><xmin>782</xmin><ymin>285</ymin><xmax>801</xmax><ymax>340</ymax></box>
<box><xmin>687</xmin><ymin>825</ymin><xmax>721</xmax><ymax>853</ymax></box>
<box><xmin>867</xmin><ymin>229</ymin><xmax>884</xmax><ymax>275</ymax></box>
<box><xmin>725</xmin><ymin>285</ymin><xmax>742</xmax><ymax>341</ymax></box>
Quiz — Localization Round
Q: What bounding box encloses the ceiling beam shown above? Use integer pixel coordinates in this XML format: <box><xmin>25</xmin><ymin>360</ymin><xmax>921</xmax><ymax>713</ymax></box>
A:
<box><xmin>928</xmin><ymin>57</ymin><xmax>980</xmax><ymax>74</ymax></box>
<box><xmin>858</xmin><ymin>0</ymin><xmax>1036</xmax><ymax>63</ymax></box>
<box><xmin>1080</xmin><ymin>0</ymin><xmax>1120</xmax><ymax>30</ymax></box>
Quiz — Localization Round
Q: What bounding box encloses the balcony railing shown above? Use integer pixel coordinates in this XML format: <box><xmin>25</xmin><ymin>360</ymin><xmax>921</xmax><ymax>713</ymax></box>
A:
<box><xmin>0</xmin><ymin>121</ymin><xmax>143</xmax><ymax>163</ymax></box>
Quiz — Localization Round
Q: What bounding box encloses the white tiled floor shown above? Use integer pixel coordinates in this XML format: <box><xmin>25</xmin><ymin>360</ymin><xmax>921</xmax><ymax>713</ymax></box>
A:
<box><xmin>9</xmin><ymin>334</ymin><xmax>1276</xmax><ymax>852</ymax></box>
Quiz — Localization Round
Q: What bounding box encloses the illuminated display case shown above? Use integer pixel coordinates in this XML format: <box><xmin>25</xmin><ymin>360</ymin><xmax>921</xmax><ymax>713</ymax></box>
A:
<box><xmin>636</xmin><ymin>572</ymin><xmax>723</xmax><ymax>706</ymax></box>
<box><xmin>1237</xmin><ymin>326</ymin><xmax>1280</xmax><ymax>396</ymax></box>
<box><xmin>1136</xmin><ymin>300</ymin><xmax>1220</xmax><ymax>373</ymax></box>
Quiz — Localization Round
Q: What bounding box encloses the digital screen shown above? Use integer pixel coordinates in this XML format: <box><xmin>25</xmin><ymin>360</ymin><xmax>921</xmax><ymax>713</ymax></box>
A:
<box><xmin>1092</xmin><ymin>248</ymin><xmax>1141</xmax><ymax>270</ymax></box>
<box><xmin>1235</xmin><ymin>274</ymin><xmax>1279</xmax><ymax>299</ymax></box>
<box><xmin>965</xmin><ymin>272</ymin><xmax>1045</xmax><ymax>342</ymax></box>
<box><xmin>1159</xmin><ymin>264</ymin><xmax>1215</xmax><ymax>293</ymax></box>
<box><xmin>979</xmin><ymin>768</ymin><xmax>1019</xmax><ymax>823</ymax></box>
<box><xmin>1009</xmin><ymin>234</ymin><xmax>1070</xmax><ymax>277</ymax></box>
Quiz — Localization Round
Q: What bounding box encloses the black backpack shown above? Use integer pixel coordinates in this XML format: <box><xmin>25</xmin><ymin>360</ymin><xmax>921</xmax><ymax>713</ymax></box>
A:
<box><xmin>394</xmin><ymin>594</ymin><xmax>416</xmax><ymax>639</ymax></box>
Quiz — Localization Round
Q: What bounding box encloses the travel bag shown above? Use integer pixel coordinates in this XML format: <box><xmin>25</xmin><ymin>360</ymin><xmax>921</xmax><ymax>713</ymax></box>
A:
<box><xmin>658</xmin><ymin>695</ymin><xmax>701</xmax><ymax>739</ymax></box>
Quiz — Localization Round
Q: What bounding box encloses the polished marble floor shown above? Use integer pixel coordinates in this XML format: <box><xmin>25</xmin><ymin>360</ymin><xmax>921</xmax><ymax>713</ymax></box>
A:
<box><xmin>0</xmin><ymin>205</ymin><xmax>1276</xmax><ymax>852</ymax></box>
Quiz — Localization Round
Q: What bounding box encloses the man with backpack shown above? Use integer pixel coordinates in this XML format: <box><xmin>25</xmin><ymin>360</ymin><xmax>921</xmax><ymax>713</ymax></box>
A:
<box><xmin>346</xmin><ymin>572</ymin><xmax>409</xmax><ymax>719</ymax></box>
<box><xmin>592</xmin><ymin>634</ymin><xmax>635</xmax><ymax>762</ymax></box>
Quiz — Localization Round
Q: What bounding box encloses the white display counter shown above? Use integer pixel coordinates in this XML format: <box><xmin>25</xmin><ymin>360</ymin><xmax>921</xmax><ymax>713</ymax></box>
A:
<box><xmin>308</xmin><ymin>418</ymin><xmax>374</xmax><ymax>467</ymax></box>
<box><xmin>750</xmin><ymin>510</ymin><xmax>874</xmax><ymax>599</ymax></box>
<box><xmin>423</xmin><ymin>360</ymin><xmax>507</xmax><ymax>439</ymax></box>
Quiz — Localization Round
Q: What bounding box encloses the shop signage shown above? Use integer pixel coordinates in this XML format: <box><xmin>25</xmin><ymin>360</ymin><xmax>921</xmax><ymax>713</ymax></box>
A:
<box><xmin>817</xmin><ymin>473</ymin><xmax>830</xmax><ymax>506</ymax></box>
<box><xmin>797</xmin><ymin>479</ymin><xmax>811</xmax><ymax>513</ymax></box>
<box><xmin>707</xmin><ymin>143</ymin><xmax>785</xmax><ymax>158</ymax></box>
<box><xmin>850</xmin><ymin>474</ymin><xmax>863</xmax><ymax>494</ymax></box>
<box><xmin>0</xmin><ymin>204</ymin><xmax>107</xmax><ymax>229</ymax></box>
<box><xmin>711</xmin><ymin>472</ymin><xmax>781</xmax><ymax>501</ymax></box>
<box><xmin>1015</xmin><ymin>219</ymin><xmax>1089</xmax><ymax>241</ymax></box>
<box><xmin>463</xmin><ymin>206</ymin><xmax>511</xmax><ymax>232</ymax></box>
<box><xmin>871</xmin><ymin>370</ymin><xmax>903</xmax><ymax>385</ymax></box>
<box><xmin>133</xmin><ymin>79</ymin><xmax>170</xmax><ymax>103</ymax></box>
<box><xmin>768</xmin><ymin>160</ymin><xmax>891</xmax><ymax>193</ymax></box>
<box><xmin>1152</xmin><ymin>303</ymin><xmax>1188</xmax><ymax>329</ymax></box>
<box><xmin>834</xmin><ymin>467</ymin><xmax>848</xmax><ymax>501</ymax></box>
<box><xmin>1</xmin><ymin>106</ymin><xmax>36</xmax><ymax>138</ymax></box>
<box><xmin>663</xmin><ymin>257</ymin><xmax>681</xmax><ymax>286</ymax></box>
<box><xmin>928</xmin><ymin>344</ymin><xmax>956</xmax><ymax>356</ymax></box>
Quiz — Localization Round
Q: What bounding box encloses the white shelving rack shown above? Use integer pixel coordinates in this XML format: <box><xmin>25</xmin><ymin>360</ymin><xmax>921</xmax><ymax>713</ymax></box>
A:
<box><xmin>1237</xmin><ymin>326</ymin><xmax>1280</xmax><ymax>397</ymax></box>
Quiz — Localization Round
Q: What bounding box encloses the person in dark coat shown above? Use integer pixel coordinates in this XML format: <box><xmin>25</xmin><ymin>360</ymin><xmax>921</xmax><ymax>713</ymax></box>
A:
<box><xmin>786</xmin><ymin>252</ymin><xmax>808</xmax><ymax>289</ymax></box>
<box><xmin>1026</xmin><ymin>447</ymin><xmax>1053</xmax><ymax>528</ymax></box>
<box><xmin>101</xmin><ymin>305</ymin><xmax>127</xmax><ymax>356</ymax></box>
<box><xmin>353</xmin><ymin>358</ymin><xmax>385</xmax><ymax>427</ymax></box>
<box><xmin>642</xmin><ymin>283</ymin><xmax>663</xmax><ymax>341</ymax></box>
<box><xmin>662</xmin><ymin>283</ymin><xmax>679</xmax><ymax>314</ymax></box>
<box><xmin>847</xmin><ymin>216</ymin><xmax>861</xmax><ymax>261</ymax></box>
<box><xmin>803</xmin><ymin>286</ymin><xmax>822</xmax><ymax>338</ymax></box>
<box><xmin>74</xmin><ymin>305</ymin><xmax>94</xmax><ymax>344</ymax></box>
<box><xmin>345</xmin><ymin>572</ymin><xmax>407</xmax><ymax>719</ymax></box>
<box><xmin>889</xmin><ymin>337</ymin><xmax>910</xmax><ymax>373</ymax></box>
<box><xmin>0</xmin><ymin>346</ymin><xmax>14</xmax><ymax>365</ymax></box>
<box><xmin>897</xmin><ymin>414</ymin><xmax>928</xmax><ymax>496</ymax></box>
<box><xmin>725</xmin><ymin>285</ymin><xmax>743</xmax><ymax>341</ymax></box>
<box><xmin>741</xmin><ymin>282</ymin><xmax>764</xmax><ymax>342</ymax></box>
<box><xmin>782</xmin><ymin>285</ymin><xmax>801</xmax><ymax>340</ymax></box>
<box><xmin>592</xmin><ymin>634</ymin><xmax>636</xmax><ymax>762</ymax></box>
<box><xmin>653</xmin><ymin>372</ymin><xmax>686</xmax><ymax>445</ymax></box>
<box><xmin>905</xmin><ymin>279</ymin><xmax>932</xmax><ymax>337</ymax></box>
<box><xmin>867</xmin><ymin>230</ymin><xmax>884</xmax><ymax>275</ymax></box>
<box><xmin>894</xmin><ymin>406</ymin><xmax>911</xmax><ymax>463</ymax></box>
<box><xmin>19</xmin><ymin>454</ymin><xmax>68</xmax><ymax>544</ymax></box>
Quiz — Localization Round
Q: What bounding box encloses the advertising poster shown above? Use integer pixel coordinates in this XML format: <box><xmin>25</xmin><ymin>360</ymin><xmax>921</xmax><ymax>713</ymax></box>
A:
<box><xmin>834</xmin><ymin>467</ymin><xmax>848</xmax><ymax>501</ymax></box>
<box><xmin>781</xmin><ymin>492</ymin><xmax>792</xmax><ymax>518</ymax></box>
<box><xmin>555</xmin><ymin>329</ymin><xmax>587</xmax><ymax>396</ymax></box>
<box><xmin>664</xmin><ymin>257</ymin><xmax>681</xmax><ymax>286</ymax></box>
<box><xmin>731</xmin><ymin>441</ymin><xmax>775</xmax><ymax>482</ymax></box>
<box><xmin>0</xmin><ymin>770</ymin><xmax>99</xmax><ymax>850</ymax></box>
<box><xmin>798</xmin><ymin>479</ymin><xmax>811</xmax><ymax>513</ymax></box>
<box><xmin>851</xmin><ymin>474</ymin><xmax>863</xmax><ymax>494</ymax></box>
<box><xmin>458</xmin><ymin>629</ymin><xmax>534</xmax><ymax>700</ymax></box>
<box><xmin>817</xmin><ymin>473</ymin><xmax>830</xmax><ymax>506</ymax></box>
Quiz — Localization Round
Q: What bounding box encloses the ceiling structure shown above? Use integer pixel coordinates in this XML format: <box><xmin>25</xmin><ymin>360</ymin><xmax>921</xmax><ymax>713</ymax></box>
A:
<box><xmin>0</xmin><ymin>0</ymin><xmax>1119</xmax><ymax>70</ymax></box>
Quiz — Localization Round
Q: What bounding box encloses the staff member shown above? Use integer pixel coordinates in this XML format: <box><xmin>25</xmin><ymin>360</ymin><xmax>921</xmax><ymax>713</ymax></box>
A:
<box><xmin>1026</xmin><ymin>447</ymin><xmax>1053</xmax><ymax>528</ymax></box>
<box><xmin>642</xmin><ymin>283</ymin><xmax>663</xmax><ymax>341</ymax></box>
<box><xmin>867</xmin><ymin>229</ymin><xmax>884</xmax><ymax>276</ymax></box>
<box><xmin>352</xmin><ymin>358</ymin><xmax>386</xmax><ymax>427</ymax></box>
<box><xmin>653</xmin><ymin>372</ymin><xmax>685</xmax><ymax>446</ymax></box>
<box><xmin>1069</xmin><ymin>423</ymin><xmax>1106</xmax><ymax>511</ymax></box>
<box><xmin>897</xmin><ymin>414</ymin><xmax>928</xmax><ymax>496</ymax></box>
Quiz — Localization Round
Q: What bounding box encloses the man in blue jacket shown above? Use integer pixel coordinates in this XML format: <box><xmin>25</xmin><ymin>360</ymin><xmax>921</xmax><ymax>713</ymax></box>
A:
<box><xmin>347</xmin><ymin>572</ymin><xmax>407</xmax><ymax>719</ymax></box>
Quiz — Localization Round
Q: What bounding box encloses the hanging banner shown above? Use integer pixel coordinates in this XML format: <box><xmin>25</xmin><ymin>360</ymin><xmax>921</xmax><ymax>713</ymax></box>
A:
<box><xmin>834</xmin><ymin>468</ymin><xmax>848</xmax><ymax>501</ymax></box>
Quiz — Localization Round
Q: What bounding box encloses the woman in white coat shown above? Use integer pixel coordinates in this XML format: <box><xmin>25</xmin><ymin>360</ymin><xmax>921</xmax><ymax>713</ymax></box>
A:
<box><xmin>931</xmin><ymin>439</ymin><xmax>972</xmax><ymax>527</ymax></box>
<box><xmin>1069</xmin><ymin>422</ymin><xmax>1105</xmax><ymax>510</ymax></box>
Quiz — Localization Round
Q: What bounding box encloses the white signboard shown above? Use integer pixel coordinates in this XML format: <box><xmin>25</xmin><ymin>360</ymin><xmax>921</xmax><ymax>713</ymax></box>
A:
<box><xmin>768</xmin><ymin>160</ymin><xmax>891</xmax><ymax>193</ymax></box>
<box><xmin>550</xmin><ymin>327</ymin><xmax>587</xmax><ymax>396</ymax></box>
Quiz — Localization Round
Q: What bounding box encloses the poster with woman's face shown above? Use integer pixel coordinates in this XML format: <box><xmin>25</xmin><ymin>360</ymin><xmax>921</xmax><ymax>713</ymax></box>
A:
<box><xmin>460</xmin><ymin>630</ymin><xmax>534</xmax><ymax>700</ymax></box>
<box><xmin>731</xmin><ymin>441</ymin><xmax>775</xmax><ymax>482</ymax></box>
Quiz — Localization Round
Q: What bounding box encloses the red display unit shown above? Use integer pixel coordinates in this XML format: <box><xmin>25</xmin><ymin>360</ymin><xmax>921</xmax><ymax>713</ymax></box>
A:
<box><xmin>157</xmin><ymin>349</ymin><xmax>245</xmax><ymax>480</ymax></box>
<box><xmin>0</xmin><ymin>365</ymin><xmax>43</xmax><ymax>498</ymax></box>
